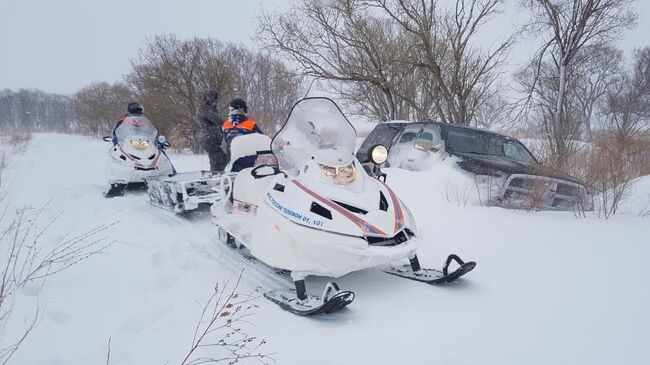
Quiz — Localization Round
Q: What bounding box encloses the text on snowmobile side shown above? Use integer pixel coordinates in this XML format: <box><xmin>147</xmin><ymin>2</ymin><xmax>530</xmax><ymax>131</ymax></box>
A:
<box><xmin>266</xmin><ymin>192</ymin><xmax>324</xmax><ymax>227</ymax></box>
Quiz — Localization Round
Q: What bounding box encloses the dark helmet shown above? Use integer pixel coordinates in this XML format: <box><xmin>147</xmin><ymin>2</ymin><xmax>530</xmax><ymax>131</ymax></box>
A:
<box><xmin>127</xmin><ymin>102</ymin><xmax>144</xmax><ymax>114</ymax></box>
<box><xmin>203</xmin><ymin>88</ymin><xmax>219</xmax><ymax>106</ymax></box>
<box><xmin>229</xmin><ymin>98</ymin><xmax>248</xmax><ymax>113</ymax></box>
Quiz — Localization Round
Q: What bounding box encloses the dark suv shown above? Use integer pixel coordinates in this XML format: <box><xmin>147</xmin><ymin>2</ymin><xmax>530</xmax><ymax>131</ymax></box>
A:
<box><xmin>357</xmin><ymin>122</ymin><xmax>592</xmax><ymax>211</ymax></box>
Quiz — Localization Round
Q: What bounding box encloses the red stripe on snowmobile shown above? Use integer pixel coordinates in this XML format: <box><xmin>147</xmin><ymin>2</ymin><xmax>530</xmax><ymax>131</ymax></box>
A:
<box><xmin>292</xmin><ymin>180</ymin><xmax>387</xmax><ymax>236</ymax></box>
<box><xmin>118</xmin><ymin>146</ymin><xmax>145</xmax><ymax>168</ymax></box>
<box><xmin>381</xmin><ymin>182</ymin><xmax>404</xmax><ymax>233</ymax></box>
<box><xmin>151</xmin><ymin>150</ymin><xmax>160</xmax><ymax>167</ymax></box>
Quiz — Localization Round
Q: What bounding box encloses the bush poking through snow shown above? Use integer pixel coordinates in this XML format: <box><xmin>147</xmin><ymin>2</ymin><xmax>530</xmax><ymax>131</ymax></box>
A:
<box><xmin>0</xmin><ymin>205</ymin><xmax>115</xmax><ymax>364</ymax></box>
<box><xmin>181</xmin><ymin>272</ymin><xmax>271</xmax><ymax>365</ymax></box>
<box><xmin>639</xmin><ymin>196</ymin><xmax>650</xmax><ymax>218</ymax></box>
<box><xmin>0</xmin><ymin>130</ymin><xmax>32</xmax><ymax>154</ymax></box>
<box><xmin>0</xmin><ymin>138</ymin><xmax>115</xmax><ymax>364</ymax></box>
<box><xmin>586</xmin><ymin>137</ymin><xmax>637</xmax><ymax>219</ymax></box>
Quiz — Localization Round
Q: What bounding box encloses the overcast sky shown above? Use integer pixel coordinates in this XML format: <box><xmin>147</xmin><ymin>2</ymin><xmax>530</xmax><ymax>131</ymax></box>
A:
<box><xmin>0</xmin><ymin>0</ymin><xmax>648</xmax><ymax>95</ymax></box>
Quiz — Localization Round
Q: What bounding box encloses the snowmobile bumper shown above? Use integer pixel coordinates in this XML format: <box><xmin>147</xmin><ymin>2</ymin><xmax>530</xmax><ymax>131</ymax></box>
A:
<box><xmin>107</xmin><ymin>159</ymin><xmax>173</xmax><ymax>184</ymax></box>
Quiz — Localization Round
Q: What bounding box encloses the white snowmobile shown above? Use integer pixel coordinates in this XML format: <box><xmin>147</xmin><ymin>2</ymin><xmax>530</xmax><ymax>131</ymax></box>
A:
<box><xmin>103</xmin><ymin>114</ymin><xmax>175</xmax><ymax>198</ymax></box>
<box><xmin>211</xmin><ymin>97</ymin><xmax>476</xmax><ymax>315</ymax></box>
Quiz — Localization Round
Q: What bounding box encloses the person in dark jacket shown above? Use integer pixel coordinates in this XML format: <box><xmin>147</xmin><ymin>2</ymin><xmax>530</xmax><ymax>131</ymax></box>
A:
<box><xmin>112</xmin><ymin>102</ymin><xmax>144</xmax><ymax>145</ymax></box>
<box><xmin>222</xmin><ymin>98</ymin><xmax>262</xmax><ymax>145</ymax></box>
<box><xmin>197</xmin><ymin>89</ymin><xmax>228</xmax><ymax>171</ymax></box>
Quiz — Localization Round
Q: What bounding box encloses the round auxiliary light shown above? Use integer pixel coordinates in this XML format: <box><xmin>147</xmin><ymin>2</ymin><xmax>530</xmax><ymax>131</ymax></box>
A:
<box><xmin>370</xmin><ymin>145</ymin><xmax>388</xmax><ymax>165</ymax></box>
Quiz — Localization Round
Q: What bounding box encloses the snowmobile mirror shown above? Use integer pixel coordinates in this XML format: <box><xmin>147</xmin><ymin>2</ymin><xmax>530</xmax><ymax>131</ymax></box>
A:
<box><xmin>370</xmin><ymin>145</ymin><xmax>388</xmax><ymax>165</ymax></box>
<box><xmin>102</xmin><ymin>136</ymin><xmax>112</xmax><ymax>143</ymax></box>
<box><xmin>157</xmin><ymin>135</ymin><xmax>167</xmax><ymax>144</ymax></box>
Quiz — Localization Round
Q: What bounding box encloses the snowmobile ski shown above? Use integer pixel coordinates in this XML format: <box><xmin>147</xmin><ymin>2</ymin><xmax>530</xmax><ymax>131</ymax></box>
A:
<box><xmin>264</xmin><ymin>282</ymin><xmax>354</xmax><ymax>316</ymax></box>
<box><xmin>104</xmin><ymin>183</ymin><xmax>126</xmax><ymax>198</ymax></box>
<box><xmin>383</xmin><ymin>254</ymin><xmax>476</xmax><ymax>284</ymax></box>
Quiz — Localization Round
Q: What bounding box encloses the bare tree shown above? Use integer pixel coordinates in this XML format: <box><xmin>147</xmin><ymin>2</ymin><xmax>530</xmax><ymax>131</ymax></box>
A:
<box><xmin>519</xmin><ymin>0</ymin><xmax>637</xmax><ymax>166</ymax></box>
<box><xmin>599</xmin><ymin>47</ymin><xmax>650</xmax><ymax>175</ymax></box>
<box><xmin>581</xmin><ymin>48</ymin><xmax>650</xmax><ymax>219</ymax></box>
<box><xmin>129</xmin><ymin>35</ymin><xmax>302</xmax><ymax>152</ymax></box>
<box><xmin>71</xmin><ymin>81</ymin><xmax>136</xmax><ymax>137</ymax></box>
<box><xmin>221</xmin><ymin>45</ymin><xmax>305</xmax><ymax>135</ymax></box>
<box><xmin>259</xmin><ymin>0</ymin><xmax>415</xmax><ymax>121</ymax></box>
<box><xmin>572</xmin><ymin>45</ymin><xmax>624</xmax><ymax>139</ymax></box>
<box><xmin>129</xmin><ymin>36</ymin><xmax>227</xmax><ymax>151</ymax></box>
<box><xmin>259</xmin><ymin>0</ymin><xmax>512</xmax><ymax>124</ymax></box>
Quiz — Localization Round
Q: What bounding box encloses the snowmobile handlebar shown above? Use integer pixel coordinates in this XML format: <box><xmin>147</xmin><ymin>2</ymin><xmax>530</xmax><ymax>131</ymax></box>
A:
<box><xmin>251</xmin><ymin>165</ymin><xmax>286</xmax><ymax>179</ymax></box>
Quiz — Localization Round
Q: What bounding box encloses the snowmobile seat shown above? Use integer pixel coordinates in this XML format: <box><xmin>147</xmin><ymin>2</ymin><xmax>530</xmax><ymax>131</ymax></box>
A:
<box><xmin>233</xmin><ymin>165</ymin><xmax>282</xmax><ymax>208</ymax></box>
<box><xmin>226</xmin><ymin>133</ymin><xmax>272</xmax><ymax>173</ymax></box>
<box><xmin>231</xmin><ymin>155</ymin><xmax>257</xmax><ymax>173</ymax></box>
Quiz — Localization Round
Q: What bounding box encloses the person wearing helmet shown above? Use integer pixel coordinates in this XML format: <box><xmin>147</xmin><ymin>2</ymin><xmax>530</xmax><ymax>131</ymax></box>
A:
<box><xmin>197</xmin><ymin>88</ymin><xmax>228</xmax><ymax>171</ymax></box>
<box><xmin>222</xmin><ymin>98</ymin><xmax>262</xmax><ymax>145</ymax></box>
<box><xmin>112</xmin><ymin>102</ymin><xmax>145</xmax><ymax>145</ymax></box>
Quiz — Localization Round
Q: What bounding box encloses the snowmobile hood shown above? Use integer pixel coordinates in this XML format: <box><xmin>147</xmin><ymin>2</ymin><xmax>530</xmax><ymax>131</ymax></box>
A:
<box><xmin>263</xmin><ymin>173</ymin><xmax>414</xmax><ymax>239</ymax></box>
<box><xmin>452</xmin><ymin>152</ymin><xmax>585</xmax><ymax>185</ymax></box>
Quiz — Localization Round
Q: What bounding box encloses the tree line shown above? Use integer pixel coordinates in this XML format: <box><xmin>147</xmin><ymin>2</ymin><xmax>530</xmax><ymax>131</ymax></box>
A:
<box><xmin>1</xmin><ymin>36</ymin><xmax>303</xmax><ymax>152</ymax></box>
<box><xmin>0</xmin><ymin>89</ymin><xmax>74</xmax><ymax>132</ymax></box>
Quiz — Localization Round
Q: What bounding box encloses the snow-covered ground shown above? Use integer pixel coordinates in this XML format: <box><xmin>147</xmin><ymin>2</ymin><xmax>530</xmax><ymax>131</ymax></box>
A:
<box><xmin>4</xmin><ymin>133</ymin><xmax>650</xmax><ymax>365</ymax></box>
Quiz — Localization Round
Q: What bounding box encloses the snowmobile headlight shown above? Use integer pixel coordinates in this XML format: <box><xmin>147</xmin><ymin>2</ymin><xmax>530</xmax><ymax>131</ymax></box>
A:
<box><xmin>130</xmin><ymin>139</ymin><xmax>150</xmax><ymax>150</ymax></box>
<box><xmin>321</xmin><ymin>165</ymin><xmax>337</xmax><ymax>178</ymax></box>
<box><xmin>319</xmin><ymin>162</ymin><xmax>357</xmax><ymax>184</ymax></box>
<box><xmin>370</xmin><ymin>145</ymin><xmax>388</xmax><ymax>165</ymax></box>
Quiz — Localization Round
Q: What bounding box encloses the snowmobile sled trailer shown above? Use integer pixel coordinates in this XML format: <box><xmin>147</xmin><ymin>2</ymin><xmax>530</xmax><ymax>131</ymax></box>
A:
<box><xmin>145</xmin><ymin>133</ymin><xmax>273</xmax><ymax>214</ymax></box>
<box><xmin>145</xmin><ymin>170</ymin><xmax>234</xmax><ymax>214</ymax></box>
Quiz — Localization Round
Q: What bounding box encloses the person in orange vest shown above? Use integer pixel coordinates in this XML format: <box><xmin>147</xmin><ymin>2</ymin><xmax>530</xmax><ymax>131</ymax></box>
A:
<box><xmin>222</xmin><ymin>98</ymin><xmax>262</xmax><ymax>145</ymax></box>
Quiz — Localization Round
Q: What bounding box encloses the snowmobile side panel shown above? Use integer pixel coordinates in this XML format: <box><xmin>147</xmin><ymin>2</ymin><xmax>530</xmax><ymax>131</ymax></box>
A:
<box><xmin>215</xmin><ymin>224</ymin><xmax>354</xmax><ymax>315</ymax></box>
<box><xmin>246</xmin><ymin>199</ymin><xmax>418</xmax><ymax>278</ymax></box>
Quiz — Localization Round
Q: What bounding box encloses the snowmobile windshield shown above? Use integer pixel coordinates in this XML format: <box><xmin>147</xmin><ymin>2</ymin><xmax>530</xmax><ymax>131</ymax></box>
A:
<box><xmin>115</xmin><ymin>115</ymin><xmax>158</xmax><ymax>145</ymax></box>
<box><xmin>271</xmin><ymin>98</ymin><xmax>357</xmax><ymax>172</ymax></box>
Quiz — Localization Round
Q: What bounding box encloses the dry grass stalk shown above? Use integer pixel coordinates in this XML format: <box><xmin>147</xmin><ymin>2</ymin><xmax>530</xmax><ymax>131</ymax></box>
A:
<box><xmin>181</xmin><ymin>271</ymin><xmax>271</xmax><ymax>365</ymax></box>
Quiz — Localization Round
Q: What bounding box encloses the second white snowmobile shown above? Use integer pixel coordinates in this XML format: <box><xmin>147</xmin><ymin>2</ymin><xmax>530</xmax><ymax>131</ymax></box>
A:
<box><xmin>103</xmin><ymin>114</ymin><xmax>175</xmax><ymax>198</ymax></box>
<box><xmin>211</xmin><ymin>97</ymin><xmax>476</xmax><ymax>315</ymax></box>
